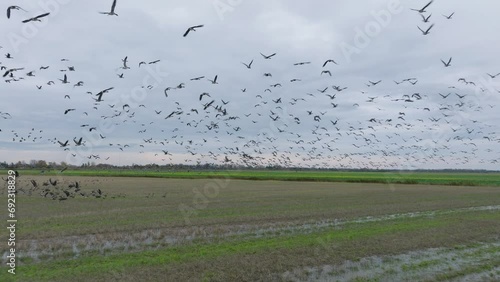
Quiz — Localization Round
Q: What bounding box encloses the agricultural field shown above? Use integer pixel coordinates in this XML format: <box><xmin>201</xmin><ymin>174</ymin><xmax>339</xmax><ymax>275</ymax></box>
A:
<box><xmin>1</xmin><ymin>0</ymin><xmax>500</xmax><ymax>281</ymax></box>
<box><xmin>1</xmin><ymin>172</ymin><xmax>499</xmax><ymax>281</ymax></box>
<box><xmin>3</xmin><ymin>169</ymin><xmax>500</xmax><ymax>186</ymax></box>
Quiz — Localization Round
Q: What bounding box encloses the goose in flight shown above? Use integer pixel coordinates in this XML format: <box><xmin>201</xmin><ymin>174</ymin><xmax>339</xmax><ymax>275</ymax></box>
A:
<box><xmin>7</xmin><ymin>6</ymin><xmax>27</xmax><ymax>19</ymax></box>
<box><xmin>294</xmin><ymin>62</ymin><xmax>310</xmax><ymax>66</ymax></box>
<box><xmin>22</xmin><ymin>12</ymin><xmax>50</xmax><ymax>23</ymax></box>
<box><xmin>260</xmin><ymin>52</ymin><xmax>276</xmax><ymax>59</ymax></box>
<box><xmin>441</xmin><ymin>57</ymin><xmax>452</xmax><ymax>67</ymax></box>
<box><xmin>94</xmin><ymin>87</ymin><xmax>114</xmax><ymax>102</ymax></box>
<box><xmin>183</xmin><ymin>25</ymin><xmax>204</xmax><ymax>37</ymax></box>
<box><xmin>3</xmin><ymin>68</ymin><xmax>24</xmax><ymax>77</ymax></box>
<box><xmin>100</xmin><ymin>0</ymin><xmax>118</xmax><ymax>16</ymax></box>
<box><xmin>203</xmin><ymin>100</ymin><xmax>215</xmax><ymax>110</ymax></box>
<box><xmin>208</xmin><ymin>75</ymin><xmax>218</xmax><ymax>84</ymax></box>
<box><xmin>411</xmin><ymin>0</ymin><xmax>433</xmax><ymax>13</ymax></box>
<box><xmin>199</xmin><ymin>92</ymin><xmax>211</xmax><ymax>101</ymax></box>
<box><xmin>322</xmin><ymin>59</ymin><xmax>338</xmax><ymax>67</ymax></box>
<box><xmin>121</xmin><ymin>56</ymin><xmax>130</xmax><ymax>69</ymax></box>
<box><xmin>59</xmin><ymin>74</ymin><xmax>69</xmax><ymax>84</ymax></box>
<box><xmin>58</xmin><ymin>140</ymin><xmax>69</xmax><ymax>147</ymax></box>
<box><xmin>443</xmin><ymin>12</ymin><xmax>455</xmax><ymax>19</ymax></box>
<box><xmin>421</xmin><ymin>14</ymin><xmax>432</xmax><ymax>23</ymax></box>
<box><xmin>73</xmin><ymin>137</ymin><xmax>83</xmax><ymax>146</ymax></box>
<box><xmin>317</xmin><ymin>87</ymin><xmax>328</xmax><ymax>93</ymax></box>
<box><xmin>418</xmin><ymin>24</ymin><xmax>434</xmax><ymax>35</ymax></box>
<box><xmin>242</xmin><ymin>60</ymin><xmax>253</xmax><ymax>69</ymax></box>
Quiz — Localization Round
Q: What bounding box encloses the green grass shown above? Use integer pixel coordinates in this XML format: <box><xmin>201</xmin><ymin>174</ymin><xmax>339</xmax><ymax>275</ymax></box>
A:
<box><xmin>1</xmin><ymin>176</ymin><xmax>499</xmax><ymax>281</ymax></box>
<box><xmin>5</xmin><ymin>169</ymin><xmax>500</xmax><ymax>186</ymax></box>
<box><xmin>9</xmin><ymin>177</ymin><xmax>500</xmax><ymax>239</ymax></box>
<box><xmin>433</xmin><ymin>257</ymin><xmax>500</xmax><ymax>281</ymax></box>
<box><xmin>6</xmin><ymin>210</ymin><xmax>499</xmax><ymax>281</ymax></box>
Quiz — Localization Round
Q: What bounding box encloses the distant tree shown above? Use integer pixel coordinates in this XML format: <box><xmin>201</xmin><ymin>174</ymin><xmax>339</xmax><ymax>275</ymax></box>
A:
<box><xmin>36</xmin><ymin>160</ymin><xmax>48</xmax><ymax>168</ymax></box>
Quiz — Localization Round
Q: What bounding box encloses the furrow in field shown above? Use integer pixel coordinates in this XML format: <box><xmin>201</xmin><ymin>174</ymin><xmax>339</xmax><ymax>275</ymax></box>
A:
<box><xmin>7</xmin><ymin>204</ymin><xmax>500</xmax><ymax>264</ymax></box>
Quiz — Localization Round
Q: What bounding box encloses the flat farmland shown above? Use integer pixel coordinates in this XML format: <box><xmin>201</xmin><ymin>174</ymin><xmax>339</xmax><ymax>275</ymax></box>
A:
<box><xmin>3</xmin><ymin>169</ymin><xmax>500</xmax><ymax>186</ymax></box>
<box><xmin>1</xmin><ymin>175</ymin><xmax>500</xmax><ymax>281</ymax></box>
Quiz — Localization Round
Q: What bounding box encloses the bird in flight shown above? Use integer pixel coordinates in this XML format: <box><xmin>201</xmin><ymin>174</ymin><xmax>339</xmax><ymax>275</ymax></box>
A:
<box><xmin>321</xmin><ymin>70</ymin><xmax>332</xmax><ymax>76</ymax></box>
<box><xmin>22</xmin><ymin>12</ymin><xmax>50</xmax><ymax>23</ymax></box>
<box><xmin>443</xmin><ymin>12</ymin><xmax>455</xmax><ymax>20</ymax></box>
<box><xmin>59</xmin><ymin>74</ymin><xmax>69</xmax><ymax>84</ymax></box>
<box><xmin>58</xmin><ymin>140</ymin><xmax>69</xmax><ymax>147</ymax></box>
<box><xmin>199</xmin><ymin>92</ymin><xmax>211</xmax><ymax>101</ymax></box>
<box><xmin>322</xmin><ymin>59</ymin><xmax>338</xmax><ymax>67</ymax></box>
<box><xmin>420</xmin><ymin>14</ymin><xmax>432</xmax><ymax>23</ymax></box>
<box><xmin>183</xmin><ymin>25</ymin><xmax>204</xmax><ymax>37</ymax></box>
<box><xmin>100</xmin><ymin>0</ymin><xmax>118</xmax><ymax>16</ymax></box>
<box><xmin>7</xmin><ymin>6</ymin><xmax>27</xmax><ymax>19</ymax></box>
<box><xmin>242</xmin><ymin>60</ymin><xmax>253</xmax><ymax>69</ymax></box>
<box><xmin>73</xmin><ymin>137</ymin><xmax>83</xmax><ymax>146</ymax></box>
<box><xmin>190</xmin><ymin>76</ymin><xmax>205</xmax><ymax>81</ymax></box>
<box><xmin>94</xmin><ymin>87</ymin><xmax>114</xmax><ymax>102</ymax></box>
<box><xmin>208</xmin><ymin>75</ymin><xmax>218</xmax><ymax>84</ymax></box>
<box><xmin>3</xmin><ymin>68</ymin><xmax>24</xmax><ymax>77</ymax></box>
<box><xmin>417</xmin><ymin>24</ymin><xmax>434</xmax><ymax>35</ymax></box>
<box><xmin>411</xmin><ymin>0</ymin><xmax>433</xmax><ymax>13</ymax></box>
<box><xmin>121</xmin><ymin>56</ymin><xmax>130</xmax><ymax>69</ymax></box>
<box><xmin>441</xmin><ymin>57</ymin><xmax>452</xmax><ymax>67</ymax></box>
<box><xmin>294</xmin><ymin>62</ymin><xmax>311</xmax><ymax>66</ymax></box>
<box><xmin>260</xmin><ymin>52</ymin><xmax>276</xmax><ymax>59</ymax></box>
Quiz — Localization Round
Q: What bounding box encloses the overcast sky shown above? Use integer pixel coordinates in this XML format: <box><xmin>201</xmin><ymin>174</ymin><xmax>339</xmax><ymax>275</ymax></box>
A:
<box><xmin>0</xmin><ymin>0</ymin><xmax>499</xmax><ymax>169</ymax></box>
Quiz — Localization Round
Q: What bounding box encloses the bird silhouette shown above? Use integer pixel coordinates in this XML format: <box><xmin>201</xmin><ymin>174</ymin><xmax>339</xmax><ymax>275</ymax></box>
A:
<box><xmin>183</xmin><ymin>25</ymin><xmax>204</xmax><ymax>37</ymax></box>
<box><xmin>7</xmin><ymin>6</ymin><xmax>27</xmax><ymax>19</ymax></box>
<box><xmin>100</xmin><ymin>0</ymin><xmax>118</xmax><ymax>16</ymax></box>
<box><xmin>22</xmin><ymin>12</ymin><xmax>50</xmax><ymax>23</ymax></box>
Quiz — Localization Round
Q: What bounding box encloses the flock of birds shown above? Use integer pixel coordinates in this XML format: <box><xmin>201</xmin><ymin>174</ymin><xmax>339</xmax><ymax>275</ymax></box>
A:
<box><xmin>1</xmin><ymin>0</ymin><xmax>499</xmax><ymax>175</ymax></box>
<box><xmin>1</xmin><ymin>171</ymin><xmax>108</xmax><ymax>201</ymax></box>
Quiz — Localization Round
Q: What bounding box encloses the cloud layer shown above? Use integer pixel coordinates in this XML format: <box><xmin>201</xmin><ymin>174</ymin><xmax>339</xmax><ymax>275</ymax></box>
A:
<box><xmin>0</xmin><ymin>0</ymin><xmax>499</xmax><ymax>169</ymax></box>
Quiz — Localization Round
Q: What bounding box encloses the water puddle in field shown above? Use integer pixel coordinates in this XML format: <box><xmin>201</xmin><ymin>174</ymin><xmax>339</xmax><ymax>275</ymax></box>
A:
<box><xmin>280</xmin><ymin>241</ymin><xmax>500</xmax><ymax>282</ymax></box>
<box><xmin>3</xmin><ymin>205</ymin><xmax>500</xmax><ymax>264</ymax></box>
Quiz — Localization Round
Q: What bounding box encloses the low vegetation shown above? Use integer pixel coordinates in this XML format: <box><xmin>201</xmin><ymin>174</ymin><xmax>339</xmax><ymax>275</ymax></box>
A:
<box><xmin>4</xmin><ymin>169</ymin><xmax>500</xmax><ymax>186</ymax></box>
<box><xmin>1</xmin><ymin>175</ymin><xmax>499</xmax><ymax>281</ymax></box>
